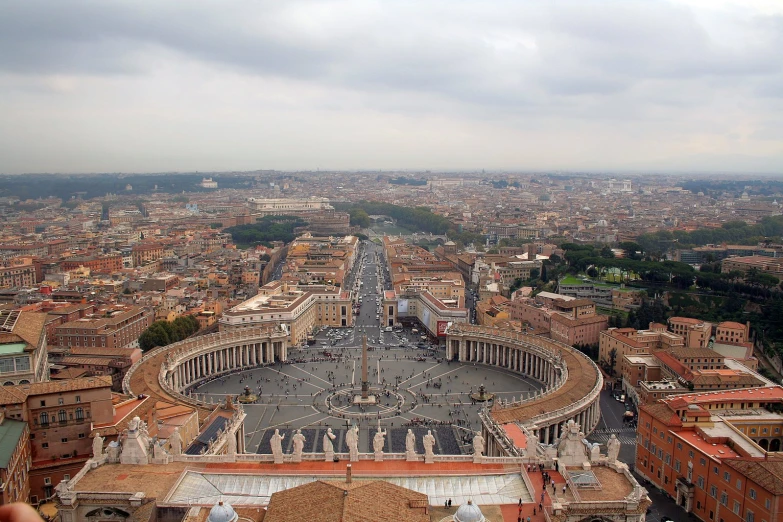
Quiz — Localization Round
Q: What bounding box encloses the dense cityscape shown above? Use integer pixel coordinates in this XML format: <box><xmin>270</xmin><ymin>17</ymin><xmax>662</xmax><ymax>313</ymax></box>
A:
<box><xmin>2</xmin><ymin>1</ymin><xmax>783</xmax><ymax>521</ymax></box>
<box><xmin>0</xmin><ymin>171</ymin><xmax>781</xmax><ymax>522</ymax></box>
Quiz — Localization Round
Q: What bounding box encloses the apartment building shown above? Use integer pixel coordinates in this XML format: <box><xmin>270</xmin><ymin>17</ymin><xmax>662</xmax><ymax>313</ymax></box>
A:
<box><xmin>722</xmin><ymin>256</ymin><xmax>783</xmax><ymax>280</ymax></box>
<box><xmin>58</xmin><ymin>254</ymin><xmax>123</xmax><ymax>273</ymax></box>
<box><xmin>599</xmin><ymin>325</ymin><xmax>685</xmax><ymax>378</ymax></box>
<box><xmin>636</xmin><ymin>387</ymin><xmax>783</xmax><ymax>522</ymax></box>
<box><xmin>669</xmin><ymin>317</ymin><xmax>712</xmax><ymax>348</ymax></box>
<box><xmin>0</xmin><ymin>376</ymin><xmax>113</xmax><ymax>502</ymax></box>
<box><xmin>0</xmin><ymin>263</ymin><xmax>37</xmax><ymax>288</ymax></box>
<box><xmin>511</xmin><ymin>291</ymin><xmax>608</xmax><ymax>345</ymax></box>
<box><xmin>131</xmin><ymin>243</ymin><xmax>164</xmax><ymax>267</ymax></box>
<box><xmin>52</xmin><ymin>306</ymin><xmax>153</xmax><ymax>350</ymax></box>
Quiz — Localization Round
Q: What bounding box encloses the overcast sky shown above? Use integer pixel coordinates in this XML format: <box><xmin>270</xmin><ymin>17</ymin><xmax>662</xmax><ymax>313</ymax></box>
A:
<box><xmin>1</xmin><ymin>0</ymin><xmax>782</xmax><ymax>175</ymax></box>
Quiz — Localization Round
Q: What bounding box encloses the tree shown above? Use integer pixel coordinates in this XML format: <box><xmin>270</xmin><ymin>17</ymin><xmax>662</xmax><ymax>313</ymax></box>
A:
<box><xmin>608</xmin><ymin>348</ymin><xmax>618</xmax><ymax>376</ymax></box>
<box><xmin>587</xmin><ymin>266</ymin><xmax>599</xmax><ymax>278</ymax></box>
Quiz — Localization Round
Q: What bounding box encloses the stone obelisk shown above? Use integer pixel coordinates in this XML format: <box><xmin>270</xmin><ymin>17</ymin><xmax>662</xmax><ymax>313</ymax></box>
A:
<box><xmin>354</xmin><ymin>335</ymin><xmax>375</xmax><ymax>404</ymax></box>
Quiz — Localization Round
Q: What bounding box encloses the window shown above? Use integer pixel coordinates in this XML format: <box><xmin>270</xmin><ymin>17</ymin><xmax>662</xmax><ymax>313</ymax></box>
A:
<box><xmin>677</xmin><ymin>442</ymin><xmax>683</xmax><ymax>450</ymax></box>
<box><xmin>78</xmin><ymin>433</ymin><xmax>85</xmax><ymax>439</ymax></box>
<box><xmin>700</xmin><ymin>458</ymin><xmax>707</xmax><ymax>466</ymax></box>
<box><xmin>63</xmin><ymin>474</ymin><xmax>70</xmax><ymax>481</ymax></box>
<box><xmin>41</xmin><ymin>442</ymin><xmax>49</xmax><ymax>449</ymax></box>
<box><xmin>61</xmin><ymin>438</ymin><xmax>67</xmax><ymax>443</ymax></box>
<box><xmin>746</xmin><ymin>511</ymin><xmax>754</xmax><ymax>522</ymax></box>
<box><xmin>724</xmin><ymin>471</ymin><xmax>731</xmax><ymax>482</ymax></box>
<box><xmin>737</xmin><ymin>479</ymin><xmax>742</xmax><ymax>490</ymax></box>
<box><xmin>765</xmin><ymin>499</ymin><xmax>771</xmax><ymax>509</ymax></box>
<box><xmin>75</xmin><ymin>408</ymin><xmax>83</xmax><ymax>421</ymax></box>
<box><xmin>44</xmin><ymin>478</ymin><xmax>51</xmax><ymax>485</ymax></box>
<box><xmin>698</xmin><ymin>476</ymin><xmax>705</xmax><ymax>489</ymax></box>
<box><xmin>734</xmin><ymin>501</ymin><xmax>741</xmax><ymax>515</ymax></box>
<box><xmin>689</xmin><ymin>450</ymin><xmax>695</xmax><ymax>458</ymax></box>
<box><xmin>58</xmin><ymin>398</ymin><xmax>64</xmax><ymax>405</ymax></box>
<box><xmin>675</xmin><ymin>460</ymin><xmax>681</xmax><ymax>472</ymax></box>
<box><xmin>75</xmin><ymin>395</ymin><xmax>81</xmax><ymax>403</ymax></box>
<box><xmin>749</xmin><ymin>489</ymin><xmax>756</xmax><ymax>500</ymax></box>
<box><xmin>40</xmin><ymin>400</ymin><xmax>46</xmax><ymax>407</ymax></box>
<box><xmin>40</xmin><ymin>412</ymin><xmax>49</xmax><ymax>426</ymax></box>
<box><xmin>720</xmin><ymin>492</ymin><xmax>728</xmax><ymax>506</ymax></box>
<box><xmin>58</xmin><ymin>410</ymin><xmax>67</xmax><ymax>424</ymax></box>
<box><xmin>714</xmin><ymin>466</ymin><xmax>719</xmax><ymax>475</ymax></box>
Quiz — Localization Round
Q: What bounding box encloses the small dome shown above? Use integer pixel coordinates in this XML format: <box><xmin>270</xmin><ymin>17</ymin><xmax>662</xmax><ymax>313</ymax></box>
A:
<box><xmin>444</xmin><ymin>241</ymin><xmax>456</xmax><ymax>246</ymax></box>
<box><xmin>208</xmin><ymin>501</ymin><xmax>238</xmax><ymax>522</ymax></box>
<box><xmin>597</xmin><ymin>219</ymin><xmax>608</xmax><ymax>227</ymax></box>
<box><xmin>454</xmin><ymin>500</ymin><xmax>485</xmax><ymax>522</ymax></box>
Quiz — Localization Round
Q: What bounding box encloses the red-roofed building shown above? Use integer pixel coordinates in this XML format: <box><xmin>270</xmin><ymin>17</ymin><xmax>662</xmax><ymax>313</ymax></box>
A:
<box><xmin>637</xmin><ymin>386</ymin><xmax>783</xmax><ymax>521</ymax></box>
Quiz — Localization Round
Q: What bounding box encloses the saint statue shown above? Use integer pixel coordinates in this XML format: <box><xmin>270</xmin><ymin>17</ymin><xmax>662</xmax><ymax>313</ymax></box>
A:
<box><xmin>607</xmin><ymin>434</ymin><xmax>621</xmax><ymax>463</ymax></box>
<box><xmin>406</xmin><ymin>429</ymin><xmax>416</xmax><ymax>455</ymax></box>
<box><xmin>346</xmin><ymin>425</ymin><xmax>359</xmax><ymax>461</ymax></box>
<box><xmin>373</xmin><ymin>427</ymin><xmax>387</xmax><ymax>453</ymax></box>
<box><xmin>423</xmin><ymin>430</ymin><xmax>435</xmax><ymax>459</ymax></box>
<box><xmin>169</xmin><ymin>428</ymin><xmax>182</xmax><ymax>456</ymax></box>
<box><xmin>323</xmin><ymin>428</ymin><xmax>336</xmax><ymax>453</ymax></box>
<box><xmin>92</xmin><ymin>434</ymin><xmax>104</xmax><ymax>458</ymax></box>
<box><xmin>292</xmin><ymin>429</ymin><xmax>306</xmax><ymax>462</ymax></box>
<box><xmin>472</xmin><ymin>432</ymin><xmax>485</xmax><ymax>457</ymax></box>
<box><xmin>270</xmin><ymin>429</ymin><xmax>285</xmax><ymax>459</ymax></box>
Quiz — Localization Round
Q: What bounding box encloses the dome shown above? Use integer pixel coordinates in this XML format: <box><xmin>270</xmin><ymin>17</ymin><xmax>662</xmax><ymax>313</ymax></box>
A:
<box><xmin>208</xmin><ymin>501</ymin><xmax>238</xmax><ymax>522</ymax></box>
<box><xmin>597</xmin><ymin>219</ymin><xmax>608</xmax><ymax>227</ymax></box>
<box><xmin>454</xmin><ymin>500</ymin><xmax>485</xmax><ymax>522</ymax></box>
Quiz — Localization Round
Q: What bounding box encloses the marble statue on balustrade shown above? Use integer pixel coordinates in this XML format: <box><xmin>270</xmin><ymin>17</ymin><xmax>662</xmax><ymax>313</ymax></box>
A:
<box><xmin>292</xmin><ymin>429</ymin><xmax>306</xmax><ymax>463</ymax></box>
<box><xmin>169</xmin><ymin>428</ymin><xmax>182</xmax><ymax>456</ymax></box>
<box><xmin>324</xmin><ymin>428</ymin><xmax>336</xmax><ymax>461</ymax></box>
<box><xmin>423</xmin><ymin>430</ymin><xmax>436</xmax><ymax>464</ymax></box>
<box><xmin>346</xmin><ymin>424</ymin><xmax>360</xmax><ymax>462</ymax></box>
<box><xmin>607</xmin><ymin>433</ymin><xmax>621</xmax><ymax>463</ymax></box>
<box><xmin>373</xmin><ymin>426</ymin><xmax>387</xmax><ymax>461</ymax></box>
<box><xmin>472</xmin><ymin>432</ymin><xmax>485</xmax><ymax>462</ymax></box>
<box><xmin>406</xmin><ymin>429</ymin><xmax>417</xmax><ymax>461</ymax></box>
<box><xmin>270</xmin><ymin>429</ymin><xmax>284</xmax><ymax>463</ymax></box>
<box><xmin>92</xmin><ymin>434</ymin><xmax>104</xmax><ymax>458</ymax></box>
<box><xmin>556</xmin><ymin>419</ymin><xmax>591</xmax><ymax>467</ymax></box>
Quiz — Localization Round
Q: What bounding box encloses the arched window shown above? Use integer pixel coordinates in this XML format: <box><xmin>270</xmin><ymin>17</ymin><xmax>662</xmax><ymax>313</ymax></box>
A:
<box><xmin>75</xmin><ymin>408</ymin><xmax>83</xmax><ymax>421</ymax></box>
<box><xmin>40</xmin><ymin>412</ymin><xmax>49</xmax><ymax>426</ymax></box>
<box><xmin>58</xmin><ymin>410</ymin><xmax>67</xmax><ymax>423</ymax></box>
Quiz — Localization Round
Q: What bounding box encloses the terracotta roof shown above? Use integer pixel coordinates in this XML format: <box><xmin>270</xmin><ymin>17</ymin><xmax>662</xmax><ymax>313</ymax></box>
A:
<box><xmin>12</xmin><ymin>311</ymin><xmax>47</xmax><ymax>348</ymax></box>
<box><xmin>264</xmin><ymin>479</ymin><xmax>429</xmax><ymax>522</ymax></box>
<box><xmin>0</xmin><ymin>376</ymin><xmax>112</xmax><ymax>405</ymax></box>
<box><xmin>723</xmin><ymin>458</ymin><xmax>783</xmax><ymax>494</ymax></box>
<box><xmin>639</xmin><ymin>402</ymin><xmax>682</xmax><ymax>427</ymax></box>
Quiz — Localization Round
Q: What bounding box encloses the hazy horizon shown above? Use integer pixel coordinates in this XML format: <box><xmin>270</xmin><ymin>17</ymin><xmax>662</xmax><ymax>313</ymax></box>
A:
<box><xmin>1</xmin><ymin>0</ymin><xmax>782</xmax><ymax>175</ymax></box>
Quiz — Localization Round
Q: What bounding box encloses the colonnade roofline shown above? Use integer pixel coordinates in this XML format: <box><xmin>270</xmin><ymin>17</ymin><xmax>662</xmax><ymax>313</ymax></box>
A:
<box><xmin>123</xmin><ymin>327</ymin><xmax>288</xmax><ymax>422</ymax></box>
<box><xmin>445</xmin><ymin>323</ymin><xmax>602</xmax><ymax>449</ymax></box>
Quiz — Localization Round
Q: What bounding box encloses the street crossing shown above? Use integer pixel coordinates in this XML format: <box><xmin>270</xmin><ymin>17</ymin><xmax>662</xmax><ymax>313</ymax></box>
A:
<box><xmin>588</xmin><ymin>428</ymin><xmax>638</xmax><ymax>445</ymax></box>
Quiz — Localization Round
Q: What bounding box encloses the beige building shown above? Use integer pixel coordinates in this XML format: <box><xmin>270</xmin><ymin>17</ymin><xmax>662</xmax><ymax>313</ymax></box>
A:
<box><xmin>599</xmin><ymin>325</ymin><xmax>684</xmax><ymax>378</ymax></box>
<box><xmin>219</xmin><ymin>281</ymin><xmax>353</xmax><ymax>344</ymax></box>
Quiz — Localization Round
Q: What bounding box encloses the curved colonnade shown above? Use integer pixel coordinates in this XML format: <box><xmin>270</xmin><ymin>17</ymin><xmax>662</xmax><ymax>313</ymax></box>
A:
<box><xmin>446</xmin><ymin>324</ymin><xmax>603</xmax><ymax>456</ymax></box>
<box><xmin>123</xmin><ymin>328</ymin><xmax>289</xmax><ymax>421</ymax></box>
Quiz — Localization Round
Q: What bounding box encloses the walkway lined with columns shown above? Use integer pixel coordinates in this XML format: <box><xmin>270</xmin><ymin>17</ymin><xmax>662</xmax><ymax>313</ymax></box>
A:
<box><xmin>170</xmin><ymin>339</ymin><xmax>286</xmax><ymax>392</ymax></box>
<box><xmin>446</xmin><ymin>324</ymin><xmax>602</xmax><ymax>451</ymax></box>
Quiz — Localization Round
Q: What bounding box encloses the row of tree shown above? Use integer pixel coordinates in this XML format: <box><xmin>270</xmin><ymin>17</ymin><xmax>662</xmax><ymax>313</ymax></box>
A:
<box><xmin>334</xmin><ymin>201</ymin><xmax>452</xmax><ymax>234</ymax></box>
<box><xmin>636</xmin><ymin>215</ymin><xmax>783</xmax><ymax>254</ymax></box>
<box><xmin>139</xmin><ymin>315</ymin><xmax>201</xmax><ymax>352</ymax></box>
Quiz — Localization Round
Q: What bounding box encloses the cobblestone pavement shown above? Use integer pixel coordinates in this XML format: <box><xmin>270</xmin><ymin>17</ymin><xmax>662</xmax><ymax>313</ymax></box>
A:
<box><xmin>193</xmin><ymin>345</ymin><xmax>544</xmax><ymax>454</ymax></box>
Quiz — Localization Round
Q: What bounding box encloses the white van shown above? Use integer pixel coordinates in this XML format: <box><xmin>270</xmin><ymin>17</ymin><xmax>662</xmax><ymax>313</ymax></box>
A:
<box><xmin>385</xmin><ymin>327</ymin><xmax>392</xmax><ymax>332</ymax></box>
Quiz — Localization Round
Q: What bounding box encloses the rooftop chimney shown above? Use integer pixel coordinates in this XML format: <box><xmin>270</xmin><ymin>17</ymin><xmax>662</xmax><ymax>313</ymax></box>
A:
<box><xmin>346</xmin><ymin>464</ymin><xmax>352</xmax><ymax>484</ymax></box>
